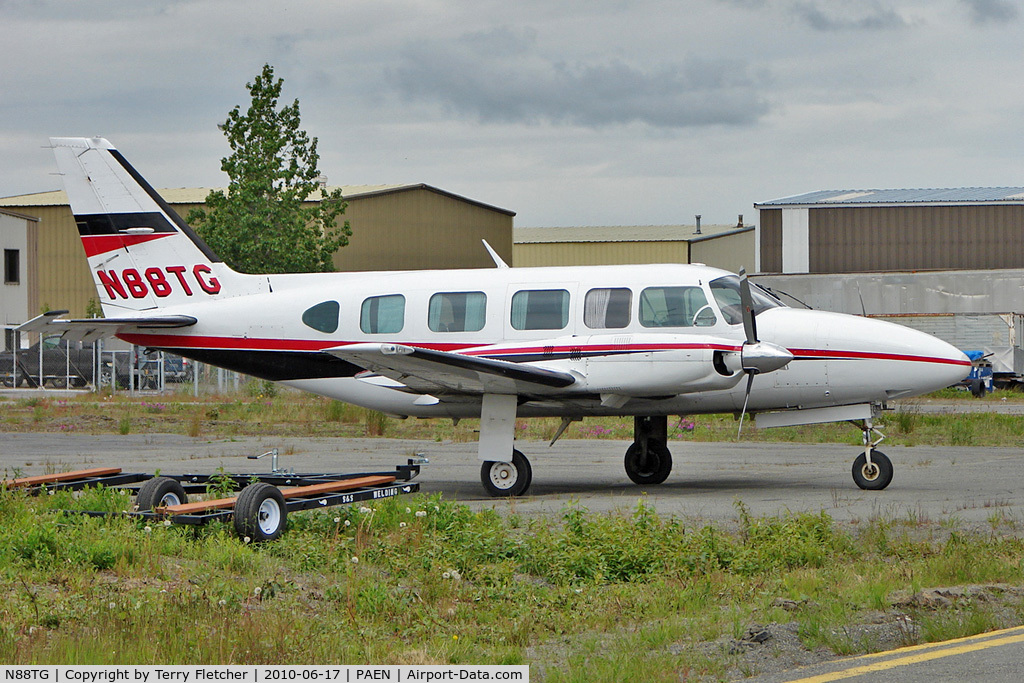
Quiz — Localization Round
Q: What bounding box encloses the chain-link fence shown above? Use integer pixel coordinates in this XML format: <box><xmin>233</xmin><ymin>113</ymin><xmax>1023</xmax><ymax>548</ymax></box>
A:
<box><xmin>1</xmin><ymin>333</ymin><xmax>245</xmax><ymax>395</ymax></box>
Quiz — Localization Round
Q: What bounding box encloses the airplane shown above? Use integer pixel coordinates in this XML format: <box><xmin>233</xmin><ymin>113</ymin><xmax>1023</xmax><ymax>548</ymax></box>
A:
<box><xmin>20</xmin><ymin>137</ymin><xmax>971</xmax><ymax>497</ymax></box>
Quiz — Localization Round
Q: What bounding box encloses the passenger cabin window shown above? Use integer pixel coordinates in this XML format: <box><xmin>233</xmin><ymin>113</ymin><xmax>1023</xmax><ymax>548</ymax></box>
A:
<box><xmin>639</xmin><ymin>286</ymin><xmax>717</xmax><ymax>327</ymax></box>
<box><xmin>709</xmin><ymin>275</ymin><xmax>784</xmax><ymax>326</ymax></box>
<box><xmin>429</xmin><ymin>291</ymin><xmax>487</xmax><ymax>332</ymax></box>
<box><xmin>360</xmin><ymin>294</ymin><xmax>405</xmax><ymax>334</ymax></box>
<box><xmin>584</xmin><ymin>288</ymin><xmax>631</xmax><ymax>329</ymax></box>
<box><xmin>511</xmin><ymin>289</ymin><xmax>570</xmax><ymax>330</ymax></box>
<box><xmin>301</xmin><ymin>300</ymin><xmax>340</xmax><ymax>333</ymax></box>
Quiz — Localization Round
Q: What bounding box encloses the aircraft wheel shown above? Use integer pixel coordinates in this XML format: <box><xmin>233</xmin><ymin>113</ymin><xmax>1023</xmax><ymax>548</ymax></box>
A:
<box><xmin>480</xmin><ymin>449</ymin><xmax>532</xmax><ymax>497</ymax></box>
<box><xmin>852</xmin><ymin>450</ymin><xmax>893</xmax><ymax>491</ymax></box>
<box><xmin>234</xmin><ymin>482</ymin><xmax>287</xmax><ymax>542</ymax></box>
<box><xmin>136</xmin><ymin>476</ymin><xmax>188</xmax><ymax>510</ymax></box>
<box><xmin>624</xmin><ymin>440</ymin><xmax>673</xmax><ymax>485</ymax></box>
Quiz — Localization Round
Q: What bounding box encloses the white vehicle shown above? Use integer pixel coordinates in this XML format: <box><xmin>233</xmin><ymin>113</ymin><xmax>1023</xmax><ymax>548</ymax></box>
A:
<box><xmin>23</xmin><ymin>137</ymin><xmax>971</xmax><ymax>496</ymax></box>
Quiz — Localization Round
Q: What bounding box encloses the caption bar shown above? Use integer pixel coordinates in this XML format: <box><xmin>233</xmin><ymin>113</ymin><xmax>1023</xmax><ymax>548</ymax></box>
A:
<box><xmin>0</xmin><ymin>667</ymin><xmax>528</xmax><ymax>683</ymax></box>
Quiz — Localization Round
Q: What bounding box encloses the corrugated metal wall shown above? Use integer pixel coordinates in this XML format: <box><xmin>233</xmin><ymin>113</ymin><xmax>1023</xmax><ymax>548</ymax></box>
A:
<box><xmin>758</xmin><ymin>208</ymin><xmax>782</xmax><ymax>273</ymax></box>
<box><xmin>27</xmin><ymin>206</ymin><xmax>93</xmax><ymax>318</ymax></box>
<box><xmin>810</xmin><ymin>205</ymin><xmax>1024</xmax><ymax>272</ymax></box>
<box><xmin>513</xmin><ymin>240</ymin><xmax>690</xmax><ymax>267</ymax></box>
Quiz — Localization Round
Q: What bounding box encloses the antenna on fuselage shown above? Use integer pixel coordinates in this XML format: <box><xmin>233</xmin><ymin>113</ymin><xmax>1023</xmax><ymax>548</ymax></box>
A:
<box><xmin>482</xmin><ymin>239</ymin><xmax>510</xmax><ymax>269</ymax></box>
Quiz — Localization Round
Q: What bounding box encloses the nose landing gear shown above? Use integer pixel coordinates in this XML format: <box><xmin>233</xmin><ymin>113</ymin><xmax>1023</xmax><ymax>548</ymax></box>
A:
<box><xmin>852</xmin><ymin>418</ymin><xmax>893</xmax><ymax>490</ymax></box>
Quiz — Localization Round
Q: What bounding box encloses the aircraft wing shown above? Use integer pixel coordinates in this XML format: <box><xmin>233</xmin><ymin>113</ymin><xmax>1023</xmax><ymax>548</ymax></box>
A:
<box><xmin>18</xmin><ymin>310</ymin><xmax>197</xmax><ymax>343</ymax></box>
<box><xmin>326</xmin><ymin>343</ymin><xmax>577</xmax><ymax>396</ymax></box>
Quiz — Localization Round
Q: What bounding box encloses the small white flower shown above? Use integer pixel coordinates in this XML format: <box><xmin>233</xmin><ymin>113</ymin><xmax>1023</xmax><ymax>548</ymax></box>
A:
<box><xmin>450</xmin><ymin>569</ymin><xmax>461</xmax><ymax>581</ymax></box>
<box><xmin>344</xmin><ymin>520</ymin><xmax>351</xmax><ymax>527</ymax></box>
<box><xmin>434</xmin><ymin>506</ymin><xmax>440</xmax><ymax>512</ymax></box>
<box><xmin>399</xmin><ymin>522</ymin><xmax>407</xmax><ymax>528</ymax></box>
<box><xmin>443</xmin><ymin>571</ymin><xmax>451</xmax><ymax>580</ymax></box>
<box><xmin>108</xmin><ymin>602</ymin><xmax>117</xmax><ymax>609</ymax></box>
<box><xmin>143</xmin><ymin>526</ymin><xmax>152</xmax><ymax>534</ymax></box>
<box><xmin>244</xmin><ymin>536</ymin><xmax>251</xmax><ymax>544</ymax></box>
<box><xmin>218</xmin><ymin>599</ymin><xmax>227</xmax><ymax>606</ymax></box>
<box><xmin>254</xmin><ymin>587</ymin><xmax>262</xmax><ymax>596</ymax></box>
<box><xmin>163</xmin><ymin>519</ymin><xmax>172</xmax><ymax>527</ymax></box>
<box><xmin>333</xmin><ymin>517</ymin><xmax>341</xmax><ymax>523</ymax></box>
<box><xmin>415</xmin><ymin>510</ymin><xmax>427</xmax><ymax>518</ymax></box>
<box><xmin>359</xmin><ymin>506</ymin><xmax>371</xmax><ymax>514</ymax></box>
<box><xmin>405</xmin><ymin>507</ymin><xmax>412</xmax><ymax>514</ymax></box>
<box><xmin>351</xmin><ymin>556</ymin><xmax>359</xmax><ymax>564</ymax></box>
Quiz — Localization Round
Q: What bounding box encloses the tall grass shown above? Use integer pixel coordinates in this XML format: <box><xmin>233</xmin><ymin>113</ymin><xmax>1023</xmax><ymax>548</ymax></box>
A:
<box><xmin>3</xmin><ymin>489</ymin><xmax>1024</xmax><ymax>675</ymax></box>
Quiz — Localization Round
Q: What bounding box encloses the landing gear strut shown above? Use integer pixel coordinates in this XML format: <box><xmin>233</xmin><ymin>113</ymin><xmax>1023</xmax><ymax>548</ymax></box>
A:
<box><xmin>624</xmin><ymin>416</ymin><xmax>673</xmax><ymax>485</ymax></box>
<box><xmin>852</xmin><ymin>418</ymin><xmax>893</xmax><ymax>490</ymax></box>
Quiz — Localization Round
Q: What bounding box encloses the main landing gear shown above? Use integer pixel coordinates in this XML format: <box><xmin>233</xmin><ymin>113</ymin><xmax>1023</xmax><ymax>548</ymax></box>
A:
<box><xmin>852</xmin><ymin>417</ymin><xmax>893</xmax><ymax>491</ymax></box>
<box><xmin>624</xmin><ymin>416</ymin><xmax>673</xmax><ymax>485</ymax></box>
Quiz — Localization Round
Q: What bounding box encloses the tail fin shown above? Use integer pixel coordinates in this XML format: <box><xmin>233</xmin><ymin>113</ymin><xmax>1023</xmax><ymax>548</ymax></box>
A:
<box><xmin>51</xmin><ymin>137</ymin><xmax>249</xmax><ymax>315</ymax></box>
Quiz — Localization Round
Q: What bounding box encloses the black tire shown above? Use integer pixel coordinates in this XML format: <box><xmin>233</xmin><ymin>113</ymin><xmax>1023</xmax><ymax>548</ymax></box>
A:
<box><xmin>233</xmin><ymin>482</ymin><xmax>287</xmax><ymax>542</ymax></box>
<box><xmin>624</xmin><ymin>439</ymin><xmax>673</xmax><ymax>485</ymax></box>
<box><xmin>480</xmin><ymin>449</ymin><xmax>532</xmax><ymax>497</ymax></box>
<box><xmin>136</xmin><ymin>476</ymin><xmax>188</xmax><ymax>510</ymax></box>
<box><xmin>852</xmin><ymin>450</ymin><xmax>893</xmax><ymax>491</ymax></box>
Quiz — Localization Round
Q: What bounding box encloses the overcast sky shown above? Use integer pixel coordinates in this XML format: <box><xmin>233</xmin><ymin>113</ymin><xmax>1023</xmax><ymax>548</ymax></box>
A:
<box><xmin>2</xmin><ymin>0</ymin><xmax>1022</xmax><ymax>227</ymax></box>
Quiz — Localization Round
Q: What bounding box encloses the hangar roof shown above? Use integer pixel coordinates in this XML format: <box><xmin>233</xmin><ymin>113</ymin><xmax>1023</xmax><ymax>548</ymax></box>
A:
<box><xmin>0</xmin><ymin>183</ymin><xmax>515</xmax><ymax>216</ymax></box>
<box><xmin>756</xmin><ymin>187</ymin><xmax>1024</xmax><ymax>208</ymax></box>
<box><xmin>515</xmin><ymin>224</ymin><xmax>752</xmax><ymax>244</ymax></box>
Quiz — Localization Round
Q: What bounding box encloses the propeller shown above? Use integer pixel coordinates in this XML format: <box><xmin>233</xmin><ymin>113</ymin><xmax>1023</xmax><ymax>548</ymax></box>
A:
<box><xmin>736</xmin><ymin>268</ymin><xmax>794</xmax><ymax>437</ymax></box>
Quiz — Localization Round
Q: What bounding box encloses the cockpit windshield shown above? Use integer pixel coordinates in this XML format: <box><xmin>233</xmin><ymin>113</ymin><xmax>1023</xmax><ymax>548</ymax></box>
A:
<box><xmin>709</xmin><ymin>275</ymin><xmax>785</xmax><ymax>326</ymax></box>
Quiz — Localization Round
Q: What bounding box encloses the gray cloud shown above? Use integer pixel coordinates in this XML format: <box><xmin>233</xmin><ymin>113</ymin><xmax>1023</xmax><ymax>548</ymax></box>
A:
<box><xmin>961</xmin><ymin>0</ymin><xmax>1019</xmax><ymax>24</ymax></box>
<box><xmin>790</xmin><ymin>1</ymin><xmax>909</xmax><ymax>31</ymax></box>
<box><xmin>391</xmin><ymin>28</ymin><xmax>770</xmax><ymax>129</ymax></box>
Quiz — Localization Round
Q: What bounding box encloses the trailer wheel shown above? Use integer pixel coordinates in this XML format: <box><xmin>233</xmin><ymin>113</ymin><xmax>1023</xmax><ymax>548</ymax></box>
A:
<box><xmin>136</xmin><ymin>476</ymin><xmax>188</xmax><ymax>510</ymax></box>
<box><xmin>234</xmin><ymin>483</ymin><xmax>287</xmax><ymax>542</ymax></box>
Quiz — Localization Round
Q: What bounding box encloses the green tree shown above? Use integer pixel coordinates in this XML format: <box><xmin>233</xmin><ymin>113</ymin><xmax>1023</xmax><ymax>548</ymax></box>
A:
<box><xmin>187</xmin><ymin>64</ymin><xmax>351</xmax><ymax>274</ymax></box>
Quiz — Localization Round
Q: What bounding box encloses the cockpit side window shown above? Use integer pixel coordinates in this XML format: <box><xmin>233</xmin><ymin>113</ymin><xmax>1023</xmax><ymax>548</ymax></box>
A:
<box><xmin>639</xmin><ymin>286</ymin><xmax>716</xmax><ymax>328</ymax></box>
<box><xmin>301</xmin><ymin>300</ymin><xmax>340</xmax><ymax>333</ymax></box>
<box><xmin>709</xmin><ymin>275</ymin><xmax>784</xmax><ymax>326</ymax></box>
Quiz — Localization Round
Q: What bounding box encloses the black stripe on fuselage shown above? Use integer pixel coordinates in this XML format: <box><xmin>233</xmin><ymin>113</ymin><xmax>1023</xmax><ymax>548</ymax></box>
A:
<box><xmin>167</xmin><ymin>349</ymin><xmax>363</xmax><ymax>382</ymax></box>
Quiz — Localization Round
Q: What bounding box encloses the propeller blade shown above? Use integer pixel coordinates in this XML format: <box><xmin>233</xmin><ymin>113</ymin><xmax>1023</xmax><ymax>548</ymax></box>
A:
<box><xmin>737</xmin><ymin>371</ymin><xmax>755</xmax><ymax>438</ymax></box>
<box><xmin>738</xmin><ymin>267</ymin><xmax>757</xmax><ymax>345</ymax></box>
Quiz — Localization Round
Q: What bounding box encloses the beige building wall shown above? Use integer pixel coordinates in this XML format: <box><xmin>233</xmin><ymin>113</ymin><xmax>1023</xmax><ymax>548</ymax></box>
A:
<box><xmin>690</xmin><ymin>230</ymin><xmax>756</xmax><ymax>274</ymax></box>
<box><xmin>0</xmin><ymin>186</ymin><xmax>514</xmax><ymax>318</ymax></box>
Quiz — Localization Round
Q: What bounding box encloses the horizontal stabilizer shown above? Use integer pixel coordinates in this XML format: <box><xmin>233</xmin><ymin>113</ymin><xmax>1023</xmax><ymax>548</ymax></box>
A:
<box><xmin>18</xmin><ymin>311</ymin><xmax>197</xmax><ymax>343</ymax></box>
<box><xmin>327</xmin><ymin>343</ymin><xmax>577</xmax><ymax>396</ymax></box>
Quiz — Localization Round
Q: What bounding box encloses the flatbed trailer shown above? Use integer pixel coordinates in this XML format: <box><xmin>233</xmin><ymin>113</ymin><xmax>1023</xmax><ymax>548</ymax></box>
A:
<box><xmin>1</xmin><ymin>458</ymin><xmax>423</xmax><ymax>542</ymax></box>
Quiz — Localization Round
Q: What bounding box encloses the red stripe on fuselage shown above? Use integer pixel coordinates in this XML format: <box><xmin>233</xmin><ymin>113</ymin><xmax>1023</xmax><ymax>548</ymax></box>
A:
<box><xmin>117</xmin><ymin>332</ymin><xmax>966</xmax><ymax>368</ymax></box>
<box><xmin>82</xmin><ymin>233</ymin><xmax>174</xmax><ymax>258</ymax></box>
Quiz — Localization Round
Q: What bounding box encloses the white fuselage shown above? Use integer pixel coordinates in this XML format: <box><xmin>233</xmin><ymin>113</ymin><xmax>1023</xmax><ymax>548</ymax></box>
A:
<box><xmin>115</xmin><ymin>262</ymin><xmax>971</xmax><ymax>420</ymax></box>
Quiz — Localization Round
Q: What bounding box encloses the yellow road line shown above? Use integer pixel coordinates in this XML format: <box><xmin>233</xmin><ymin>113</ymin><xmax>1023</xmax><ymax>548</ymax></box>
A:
<box><xmin>787</xmin><ymin>627</ymin><xmax>1024</xmax><ymax>683</ymax></box>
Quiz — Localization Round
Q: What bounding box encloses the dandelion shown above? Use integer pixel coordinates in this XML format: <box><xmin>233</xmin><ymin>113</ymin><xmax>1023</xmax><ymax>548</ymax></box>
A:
<box><xmin>108</xmin><ymin>602</ymin><xmax>117</xmax><ymax>609</ymax></box>
<box><xmin>218</xmin><ymin>599</ymin><xmax>227</xmax><ymax>607</ymax></box>
<box><xmin>254</xmin><ymin>587</ymin><xmax>262</xmax><ymax>596</ymax></box>
<box><xmin>163</xmin><ymin>519</ymin><xmax>172</xmax><ymax>527</ymax></box>
<box><xmin>405</xmin><ymin>507</ymin><xmax>412</xmax><ymax>514</ymax></box>
<box><xmin>351</xmin><ymin>556</ymin><xmax>359</xmax><ymax>564</ymax></box>
<box><xmin>143</xmin><ymin>526</ymin><xmax>152</xmax><ymax>534</ymax></box>
<box><xmin>415</xmin><ymin>510</ymin><xmax>427</xmax><ymax>518</ymax></box>
<box><xmin>244</xmin><ymin>536</ymin><xmax>252</xmax><ymax>544</ymax></box>
<box><xmin>399</xmin><ymin>522</ymin><xmax>407</xmax><ymax>528</ymax></box>
<box><xmin>344</xmin><ymin>520</ymin><xmax>351</xmax><ymax>527</ymax></box>
<box><xmin>359</xmin><ymin>506</ymin><xmax>371</xmax><ymax>514</ymax></box>
<box><xmin>333</xmin><ymin>517</ymin><xmax>341</xmax><ymax>523</ymax></box>
<box><xmin>443</xmin><ymin>571</ymin><xmax>451</xmax><ymax>580</ymax></box>
<box><xmin>450</xmin><ymin>569</ymin><xmax>461</xmax><ymax>581</ymax></box>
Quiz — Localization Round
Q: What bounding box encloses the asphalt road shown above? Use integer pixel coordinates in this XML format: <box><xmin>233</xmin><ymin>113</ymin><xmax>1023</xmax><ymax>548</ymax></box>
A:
<box><xmin>3</xmin><ymin>432</ymin><xmax>1024</xmax><ymax>527</ymax></box>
